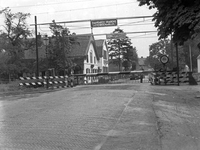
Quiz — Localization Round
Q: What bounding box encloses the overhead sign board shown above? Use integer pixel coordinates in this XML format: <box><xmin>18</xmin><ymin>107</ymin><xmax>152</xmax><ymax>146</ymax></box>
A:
<box><xmin>91</xmin><ymin>19</ymin><xmax>117</xmax><ymax>28</ymax></box>
<box><xmin>106</xmin><ymin>33</ymin><xmax>126</xmax><ymax>39</ymax></box>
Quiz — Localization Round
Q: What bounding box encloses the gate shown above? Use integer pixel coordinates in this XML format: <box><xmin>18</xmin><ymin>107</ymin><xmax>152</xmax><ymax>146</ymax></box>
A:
<box><xmin>73</xmin><ymin>71</ymin><xmax>150</xmax><ymax>85</ymax></box>
<box><xmin>73</xmin><ymin>70</ymin><xmax>197</xmax><ymax>86</ymax></box>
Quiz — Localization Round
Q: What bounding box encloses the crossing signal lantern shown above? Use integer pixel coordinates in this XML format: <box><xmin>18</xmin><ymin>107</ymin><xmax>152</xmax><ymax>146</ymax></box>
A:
<box><xmin>160</xmin><ymin>55</ymin><xmax>169</xmax><ymax>64</ymax></box>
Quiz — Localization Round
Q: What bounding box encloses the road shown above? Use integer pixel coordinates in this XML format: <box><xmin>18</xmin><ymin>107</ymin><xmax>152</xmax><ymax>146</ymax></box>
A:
<box><xmin>0</xmin><ymin>83</ymin><xmax>200</xmax><ymax>150</ymax></box>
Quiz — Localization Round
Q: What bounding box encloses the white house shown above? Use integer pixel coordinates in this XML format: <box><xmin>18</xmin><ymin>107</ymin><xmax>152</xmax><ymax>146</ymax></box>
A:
<box><xmin>95</xmin><ymin>39</ymin><xmax>109</xmax><ymax>73</ymax></box>
<box><xmin>69</xmin><ymin>34</ymin><xmax>100</xmax><ymax>83</ymax></box>
<box><xmin>197</xmin><ymin>55</ymin><xmax>200</xmax><ymax>73</ymax></box>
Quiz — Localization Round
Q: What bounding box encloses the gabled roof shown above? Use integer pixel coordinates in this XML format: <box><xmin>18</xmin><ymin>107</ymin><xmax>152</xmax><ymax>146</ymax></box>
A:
<box><xmin>95</xmin><ymin>40</ymin><xmax>104</xmax><ymax>57</ymax></box>
<box><xmin>69</xmin><ymin>34</ymin><xmax>99</xmax><ymax>60</ymax></box>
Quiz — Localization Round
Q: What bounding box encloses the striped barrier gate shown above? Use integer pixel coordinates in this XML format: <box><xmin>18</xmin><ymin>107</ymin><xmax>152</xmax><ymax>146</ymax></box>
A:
<box><xmin>19</xmin><ymin>76</ymin><xmax>74</xmax><ymax>89</ymax></box>
<box><xmin>72</xmin><ymin>70</ymin><xmax>197</xmax><ymax>85</ymax></box>
<box><xmin>20</xmin><ymin>71</ymin><xmax>196</xmax><ymax>88</ymax></box>
<box><xmin>73</xmin><ymin>70</ymin><xmax>146</xmax><ymax>85</ymax></box>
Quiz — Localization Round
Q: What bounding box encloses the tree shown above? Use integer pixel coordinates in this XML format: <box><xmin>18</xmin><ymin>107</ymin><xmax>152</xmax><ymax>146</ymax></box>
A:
<box><xmin>122</xmin><ymin>46</ymin><xmax>138</xmax><ymax>71</ymax></box>
<box><xmin>107</xmin><ymin>28</ymin><xmax>138</xmax><ymax>71</ymax></box>
<box><xmin>137</xmin><ymin>0</ymin><xmax>200</xmax><ymax>45</ymax></box>
<box><xmin>145</xmin><ymin>39</ymin><xmax>173</xmax><ymax>70</ymax></box>
<box><xmin>0</xmin><ymin>8</ymin><xmax>32</xmax><ymax>79</ymax></box>
<box><xmin>145</xmin><ymin>39</ymin><xmax>188</xmax><ymax>71</ymax></box>
<box><xmin>182</xmin><ymin>35</ymin><xmax>200</xmax><ymax>72</ymax></box>
<box><xmin>0</xmin><ymin>8</ymin><xmax>31</xmax><ymax>46</ymax></box>
<box><xmin>48</xmin><ymin>20</ymin><xmax>77</xmax><ymax>75</ymax></box>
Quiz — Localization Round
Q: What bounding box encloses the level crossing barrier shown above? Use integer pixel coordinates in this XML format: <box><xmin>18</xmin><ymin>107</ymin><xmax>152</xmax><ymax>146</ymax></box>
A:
<box><xmin>73</xmin><ymin>70</ymin><xmax>148</xmax><ymax>85</ymax></box>
<box><xmin>193</xmin><ymin>73</ymin><xmax>200</xmax><ymax>83</ymax></box>
<box><xmin>19</xmin><ymin>76</ymin><xmax>74</xmax><ymax>89</ymax></box>
<box><xmin>72</xmin><ymin>70</ymin><xmax>198</xmax><ymax>86</ymax></box>
<box><xmin>149</xmin><ymin>71</ymin><xmax>197</xmax><ymax>85</ymax></box>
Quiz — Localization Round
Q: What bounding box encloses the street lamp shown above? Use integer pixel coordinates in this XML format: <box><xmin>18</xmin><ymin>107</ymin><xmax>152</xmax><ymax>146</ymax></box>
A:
<box><xmin>43</xmin><ymin>35</ymin><xmax>49</xmax><ymax>88</ymax></box>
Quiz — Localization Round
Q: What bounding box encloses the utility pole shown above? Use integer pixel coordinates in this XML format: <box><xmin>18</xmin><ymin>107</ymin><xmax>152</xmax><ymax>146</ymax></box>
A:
<box><xmin>62</xmin><ymin>32</ymin><xmax>67</xmax><ymax>86</ymax></box>
<box><xmin>118</xmin><ymin>42</ymin><xmax>121</xmax><ymax>71</ymax></box>
<box><xmin>43</xmin><ymin>35</ymin><xmax>49</xmax><ymax>89</ymax></box>
<box><xmin>175</xmin><ymin>43</ymin><xmax>180</xmax><ymax>86</ymax></box>
<box><xmin>189</xmin><ymin>44</ymin><xmax>193</xmax><ymax>72</ymax></box>
<box><xmin>171</xmin><ymin>34</ymin><xmax>173</xmax><ymax>69</ymax></box>
<box><xmin>35</xmin><ymin>16</ymin><xmax>39</xmax><ymax>77</ymax></box>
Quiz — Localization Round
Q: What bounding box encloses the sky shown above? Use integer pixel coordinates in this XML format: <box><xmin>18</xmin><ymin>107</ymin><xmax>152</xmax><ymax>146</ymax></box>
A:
<box><xmin>0</xmin><ymin>0</ymin><xmax>159</xmax><ymax>57</ymax></box>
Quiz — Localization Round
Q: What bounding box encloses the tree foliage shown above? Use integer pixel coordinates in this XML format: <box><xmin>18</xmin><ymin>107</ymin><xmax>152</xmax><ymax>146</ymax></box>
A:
<box><xmin>0</xmin><ymin>7</ymin><xmax>31</xmax><ymax>46</ymax></box>
<box><xmin>122</xmin><ymin>46</ymin><xmax>138</xmax><ymax>71</ymax></box>
<box><xmin>182</xmin><ymin>36</ymin><xmax>200</xmax><ymax>71</ymax></box>
<box><xmin>0</xmin><ymin>8</ymin><xmax>32</xmax><ymax>78</ymax></box>
<box><xmin>47</xmin><ymin>20</ymin><xmax>77</xmax><ymax>74</ymax></box>
<box><xmin>107</xmin><ymin>28</ymin><xmax>138</xmax><ymax>71</ymax></box>
<box><xmin>145</xmin><ymin>39</ymin><xmax>194</xmax><ymax>71</ymax></box>
<box><xmin>145</xmin><ymin>39</ymin><xmax>173</xmax><ymax>70</ymax></box>
<box><xmin>138</xmin><ymin>0</ymin><xmax>200</xmax><ymax>44</ymax></box>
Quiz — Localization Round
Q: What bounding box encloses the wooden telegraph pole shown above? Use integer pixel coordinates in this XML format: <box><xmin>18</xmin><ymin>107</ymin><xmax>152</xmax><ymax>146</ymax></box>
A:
<box><xmin>175</xmin><ymin>43</ymin><xmax>180</xmax><ymax>86</ymax></box>
<box><xmin>35</xmin><ymin>16</ymin><xmax>39</xmax><ymax>77</ymax></box>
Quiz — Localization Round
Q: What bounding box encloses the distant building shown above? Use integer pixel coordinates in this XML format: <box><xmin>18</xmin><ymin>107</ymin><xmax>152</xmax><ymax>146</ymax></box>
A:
<box><xmin>95</xmin><ymin>39</ymin><xmax>109</xmax><ymax>73</ymax></box>
<box><xmin>68</xmin><ymin>35</ymin><xmax>109</xmax><ymax>83</ymax></box>
<box><xmin>68</xmin><ymin>34</ymin><xmax>99</xmax><ymax>74</ymax></box>
<box><xmin>197</xmin><ymin>55</ymin><xmax>200</xmax><ymax>73</ymax></box>
<box><xmin>136</xmin><ymin>56</ymin><xmax>153</xmax><ymax>71</ymax></box>
<box><xmin>137</xmin><ymin>56</ymin><xmax>146</xmax><ymax>70</ymax></box>
<box><xmin>23</xmin><ymin>34</ymin><xmax>109</xmax><ymax>82</ymax></box>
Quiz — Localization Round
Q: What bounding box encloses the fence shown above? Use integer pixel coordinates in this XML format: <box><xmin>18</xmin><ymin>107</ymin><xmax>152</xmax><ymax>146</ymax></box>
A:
<box><xmin>193</xmin><ymin>73</ymin><xmax>200</xmax><ymax>83</ymax></box>
<box><xmin>149</xmin><ymin>71</ymin><xmax>197</xmax><ymax>85</ymax></box>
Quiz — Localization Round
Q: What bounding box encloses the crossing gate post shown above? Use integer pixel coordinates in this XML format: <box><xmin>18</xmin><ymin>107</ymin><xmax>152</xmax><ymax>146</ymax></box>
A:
<box><xmin>188</xmin><ymin>72</ymin><xmax>198</xmax><ymax>85</ymax></box>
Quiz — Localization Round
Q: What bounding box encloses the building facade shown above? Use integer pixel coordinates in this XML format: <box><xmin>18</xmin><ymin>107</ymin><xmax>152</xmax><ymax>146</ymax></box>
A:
<box><xmin>95</xmin><ymin>39</ymin><xmax>109</xmax><ymax>73</ymax></box>
<box><xmin>23</xmin><ymin>34</ymin><xmax>109</xmax><ymax>83</ymax></box>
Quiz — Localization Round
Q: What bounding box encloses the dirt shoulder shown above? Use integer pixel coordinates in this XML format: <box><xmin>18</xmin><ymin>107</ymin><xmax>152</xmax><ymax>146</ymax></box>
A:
<box><xmin>151</xmin><ymin>84</ymin><xmax>200</xmax><ymax>150</ymax></box>
<box><xmin>0</xmin><ymin>82</ymin><xmax>67</xmax><ymax>101</ymax></box>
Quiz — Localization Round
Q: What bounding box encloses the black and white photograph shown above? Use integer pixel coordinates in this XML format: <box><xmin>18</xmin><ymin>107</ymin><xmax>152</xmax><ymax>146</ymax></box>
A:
<box><xmin>0</xmin><ymin>0</ymin><xmax>200</xmax><ymax>149</ymax></box>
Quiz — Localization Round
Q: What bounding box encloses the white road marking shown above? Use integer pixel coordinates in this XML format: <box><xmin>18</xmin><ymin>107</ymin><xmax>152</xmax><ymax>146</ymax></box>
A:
<box><xmin>145</xmin><ymin>91</ymin><xmax>166</xmax><ymax>96</ymax></box>
<box><xmin>94</xmin><ymin>95</ymin><xmax>134</xmax><ymax>150</ymax></box>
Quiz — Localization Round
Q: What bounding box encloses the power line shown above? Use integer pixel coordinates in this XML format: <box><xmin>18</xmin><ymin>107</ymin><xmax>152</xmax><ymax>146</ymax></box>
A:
<box><xmin>34</xmin><ymin>22</ymin><xmax>154</xmax><ymax>31</ymax></box>
<box><xmin>94</xmin><ymin>31</ymin><xmax>157</xmax><ymax>36</ymax></box>
<box><xmin>32</xmin><ymin>2</ymin><xmax>137</xmax><ymax>15</ymax></box>
<box><xmin>6</xmin><ymin>0</ymin><xmax>136</xmax><ymax>9</ymax></box>
<box><xmin>119</xmin><ymin>18</ymin><xmax>153</xmax><ymax>26</ymax></box>
<box><xmin>6</xmin><ymin>0</ymin><xmax>96</xmax><ymax>8</ymax></box>
<box><xmin>119</xmin><ymin>22</ymin><xmax>154</xmax><ymax>27</ymax></box>
<box><xmin>130</xmin><ymin>36</ymin><xmax>158</xmax><ymax>39</ymax></box>
<box><xmin>129</xmin><ymin>32</ymin><xmax>157</xmax><ymax>38</ymax></box>
<box><xmin>30</xmin><ymin>16</ymin><xmax>153</xmax><ymax>26</ymax></box>
<box><xmin>33</xmin><ymin>31</ymin><xmax>157</xmax><ymax>38</ymax></box>
<box><xmin>35</xmin><ymin>18</ymin><xmax>153</xmax><ymax>28</ymax></box>
<box><xmin>53</xmin><ymin>31</ymin><xmax>157</xmax><ymax>37</ymax></box>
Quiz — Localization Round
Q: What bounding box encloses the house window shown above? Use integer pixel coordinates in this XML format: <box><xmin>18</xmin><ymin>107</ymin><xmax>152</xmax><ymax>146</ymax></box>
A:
<box><xmin>86</xmin><ymin>68</ymin><xmax>90</xmax><ymax>80</ymax></box>
<box><xmin>94</xmin><ymin>56</ymin><xmax>96</xmax><ymax>64</ymax></box>
<box><xmin>90</xmin><ymin>51</ymin><xmax>93</xmax><ymax>63</ymax></box>
<box><xmin>103</xmin><ymin>67</ymin><xmax>108</xmax><ymax>73</ymax></box>
<box><xmin>87</xmin><ymin>55</ymin><xmax>89</xmax><ymax>63</ymax></box>
<box><xmin>104</xmin><ymin>50</ymin><xmax>107</xmax><ymax>59</ymax></box>
<box><xmin>86</xmin><ymin>68</ymin><xmax>90</xmax><ymax>73</ymax></box>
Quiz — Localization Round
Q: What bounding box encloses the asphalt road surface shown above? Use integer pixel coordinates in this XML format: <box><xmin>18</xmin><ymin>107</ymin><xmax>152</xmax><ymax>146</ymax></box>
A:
<box><xmin>0</xmin><ymin>83</ymin><xmax>200</xmax><ymax>150</ymax></box>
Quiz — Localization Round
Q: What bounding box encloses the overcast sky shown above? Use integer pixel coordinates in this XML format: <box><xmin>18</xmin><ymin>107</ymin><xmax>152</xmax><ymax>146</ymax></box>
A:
<box><xmin>0</xmin><ymin>0</ymin><xmax>159</xmax><ymax>57</ymax></box>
